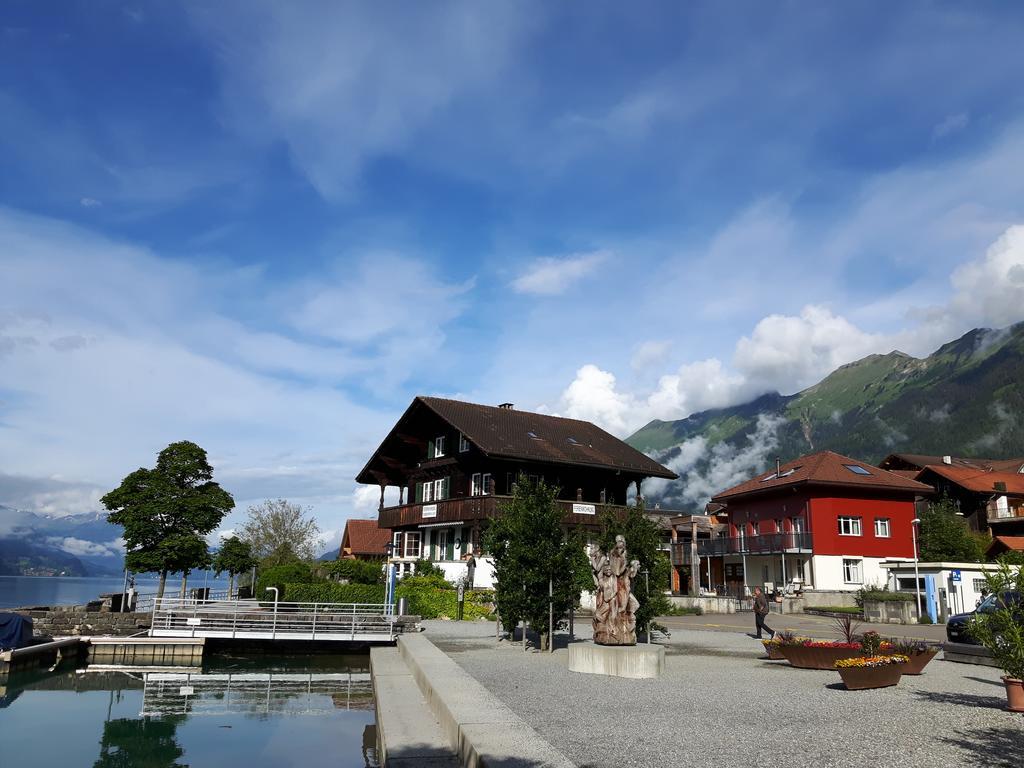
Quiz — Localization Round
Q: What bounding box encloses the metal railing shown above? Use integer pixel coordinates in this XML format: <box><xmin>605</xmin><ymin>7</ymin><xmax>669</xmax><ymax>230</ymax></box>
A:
<box><xmin>150</xmin><ymin>598</ymin><xmax>397</xmax><ymax>641</ymax></box>
<box><xmin>696</xmin><ymin>532</ymin><xmax>813</xmax><ymax>557</ymax></box>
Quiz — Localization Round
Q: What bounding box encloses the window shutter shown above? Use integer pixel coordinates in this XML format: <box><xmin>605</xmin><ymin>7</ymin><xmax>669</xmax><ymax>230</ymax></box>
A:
<box><xmin>415</xmin><ymin>482</ymin><xmax>423</xmax><ymax>503</ymax></box>
<box><xmin>441</xmin><ymin>477</ymin><xmax>450</xmax><ymax>500</ymax></box>
<box><xmin>427</xmin><ymin>440</ymin><xmax>435</xmax><ymax>459</ymax></box>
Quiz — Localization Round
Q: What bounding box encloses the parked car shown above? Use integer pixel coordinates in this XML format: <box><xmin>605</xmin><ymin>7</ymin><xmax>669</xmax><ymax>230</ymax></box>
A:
<box><xmin>946</xmin><ymin>590</ymin><xmax>1022</xmax><ymax>644</ymax></box>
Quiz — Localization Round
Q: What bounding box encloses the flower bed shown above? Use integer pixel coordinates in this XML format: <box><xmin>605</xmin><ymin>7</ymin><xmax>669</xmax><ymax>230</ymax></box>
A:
<box><xmin>879</xmin><ymin>639</ymin><xmax>939</xmax><ymax>675</ymax></box>
<box><xmin>779</xmin><ymin>641</ymin><xmax>863</xmax><ymax>670</ymax></box>
<box><xmin>761</xmin><ymin>639</ymin><xmax>787</xmax><ymax>660</ymax></box>
<box><xmin>835</xmin><ymin>654</ymin><xmax>909</xmax><ymax>690</ymax></box>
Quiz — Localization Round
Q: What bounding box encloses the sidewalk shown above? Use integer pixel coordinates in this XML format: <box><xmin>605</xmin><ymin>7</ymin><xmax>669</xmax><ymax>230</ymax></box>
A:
<box><xmin>658</xmin><ymin>611</ymin><xmax>950</xmax><ymax>643</ymax></box>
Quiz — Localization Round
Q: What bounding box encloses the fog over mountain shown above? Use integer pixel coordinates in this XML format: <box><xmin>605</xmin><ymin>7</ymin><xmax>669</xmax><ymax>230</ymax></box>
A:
<box><xmin>0</xmin><ymin>505</ymin><xmax>125</xmax><ymax>576</ymax></box>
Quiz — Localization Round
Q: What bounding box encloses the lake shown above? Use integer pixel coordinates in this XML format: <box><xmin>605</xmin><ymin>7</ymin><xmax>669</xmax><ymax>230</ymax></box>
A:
<box><xmin>0</xmin><ymin>575</ymin><xmax>230</xmax><ymax>610</ymax></box>
<box><xmin>0</xmin><ymin>654</ymin><xmax>378</xmax><ymax>768</ymax></box>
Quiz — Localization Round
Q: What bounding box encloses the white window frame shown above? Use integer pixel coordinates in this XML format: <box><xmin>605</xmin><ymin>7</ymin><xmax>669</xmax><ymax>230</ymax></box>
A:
<box><xmin>791</xmin><ymin>516</ymin><xmax>804</xmax><ymax>534</ymax></box>
<box><xmin>459</xmin><ymin>433</ymin><xmax>470</xmax><ymax>453</ymax></box>
<box><xmin>843</xmin><ymin>558</ymin><xmax>863</xmax><ymax>584</ymax></box>
<box><xmin>472</xmin><ymin>473</ymin><xmax>482</xmax><ymax>496</ymax></box>
<box><xmin>434</xmin><ymin>435</ymin><xmax>446</xmax><ymax>458</ymax></box>
<box><xmin>392</xmin><ymin>531</ymin><xmax>401</xmax><ymax>556</ymax></box>
<box><xmin>481</xmin><ymin>473</ymin><xmax>491</xmax><ymax>496</ymax></box>
<box><xmin>838</xmin><ymin>516</ymin><xmax>862</xmax><ymax>536</ymax></box>
<box><xmin>433</xmin><ymin>478</ymin><xmax>447</xmax><ymax>501</ymax></box>
<box><xmin>423</xmin><ymin>481</ymin><xmax>434</xmax><ymax>503</ymax></box>
<box><xmin>874</xmin><ymin>518</ymin><xmax>891</xmax><ymax>538</ymax></box>
<box><xmin>404</xmin><ymin>531</ymin><xmax>421</xmax><ymax>559</ymax></box>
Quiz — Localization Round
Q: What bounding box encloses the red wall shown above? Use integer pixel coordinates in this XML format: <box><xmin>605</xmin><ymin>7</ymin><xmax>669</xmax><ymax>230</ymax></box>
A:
<box><xmin>726</xmin><ymin>492</ymin><xmax>813</xmax><ymax>536</ymax></box>
<box><xmin>809</xmin><ymin>495</ymin><xmax>916</xmax><ymax>558</ymax></box>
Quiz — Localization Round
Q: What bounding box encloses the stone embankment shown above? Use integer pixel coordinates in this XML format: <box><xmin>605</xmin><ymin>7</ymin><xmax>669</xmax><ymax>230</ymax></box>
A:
<box><xmin>13</xmin><ymin>605</ymin><xmax>151</xmax><ymax>637</ymax></box>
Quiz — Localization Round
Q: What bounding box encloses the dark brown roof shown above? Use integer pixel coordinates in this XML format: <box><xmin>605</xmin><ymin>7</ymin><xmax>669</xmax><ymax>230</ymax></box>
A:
<box><xmin>880</xmin><ymin>453</ymin><xmax>1024</xmax><ymax>473</ymax></box>
<box><xmin>712</xmin><ymin>450</ymin><xmax>933</xmax><ymax>502</ymax></box>
<box><xmin>357</xmin><ymin>396</ymin><xmax>676</xmax><ymax>484</ymax></box>
<box><xmin>339</xmin><ymin>519</ymin><xmax>390</xmax><ymax>558</ymax></box>
<box><xmin>419</xmin><ymin>397</ymin><xmax>676</xmax><ymax>479</ymax></box>
<box><xmin>918</xmin><ymin>465</ymin><xmax>1024</xmax><ymax>495</ymax></box>
<box><xmin>987</xmin><ymin>536</ymin><xmax>1024</xmax><ymax>558</ymax></box>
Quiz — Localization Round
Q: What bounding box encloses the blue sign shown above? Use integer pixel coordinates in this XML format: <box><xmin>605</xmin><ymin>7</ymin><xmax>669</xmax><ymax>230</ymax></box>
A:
<box><xmin>951</xmin><ymin>569</ymin><xmax>961</xmax><ymax>583</ymax></box>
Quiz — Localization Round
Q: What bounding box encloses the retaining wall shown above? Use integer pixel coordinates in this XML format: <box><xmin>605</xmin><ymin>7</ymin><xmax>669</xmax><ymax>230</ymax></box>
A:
<box><xmin>14</xmin><ymin>606</ymin><xmax>151</xmax><ymax>637</ymax></box>
<box><xmin>862</xmin><ymin>599</ymin><xmax>916</xmax><ymax>624</ymax></box>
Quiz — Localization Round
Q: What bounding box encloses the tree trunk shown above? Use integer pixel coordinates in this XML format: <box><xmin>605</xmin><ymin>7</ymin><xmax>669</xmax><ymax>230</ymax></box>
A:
<box><xmin>228</xmin><ymin>573</ymin><xmax>235</xmax><ymax>599</ymax></box>
<box><xmin>180</xmin><ymin>571</ymin><xmax>188</xmax><ymax>599</ymax></box>
<box><xmin>157</xmin><ymin>570</ymin><xmax>167</xmax><ymax>599</ymax></box>
<box><xmin>540</xmin><ymin>631</ymin><xmax>549</xmax><ymax>652</ymax></box>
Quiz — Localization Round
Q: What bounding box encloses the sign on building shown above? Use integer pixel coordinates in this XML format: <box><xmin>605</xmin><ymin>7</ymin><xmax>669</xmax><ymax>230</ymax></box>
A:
<box><xmin>422</xmin><ymin>504</ymin><xmax>437</xmax><ymax>519</ymax></box>
<box><xmin>951</xmin><ymin>569</ymin><xmax>961</xmax><ymax>582</ymax></box>
<box><xmin>572</xmin><ymin>503</ymin><xmax>596</xmax><ymax>515</ymax></box>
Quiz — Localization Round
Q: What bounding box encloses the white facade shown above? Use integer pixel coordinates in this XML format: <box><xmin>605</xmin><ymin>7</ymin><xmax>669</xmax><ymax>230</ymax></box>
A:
<box><xmin>729</xmin><ymin>554</ymin><xmax>903</xmax><ymax>593</ymax></box>
<box><xmin>879</xmin><ymin>560</ymin><xmax>1009</xmax><ymax>617</ymax></box>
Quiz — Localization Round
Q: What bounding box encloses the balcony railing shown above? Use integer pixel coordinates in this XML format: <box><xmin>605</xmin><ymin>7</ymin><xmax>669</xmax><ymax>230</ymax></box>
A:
<box><xmin>377</xmin><ymin>495</ymin><xmax>628</xmax><ymax>529</ymax></box>
<box><xmin>696</xmin><ymin>532</ymin><xmax>813</xmax><ymax>557</ymax></box>
<box><xmin>987</xmin><ymin>502</ymin><xmax>1024</xmax><ymax>523</ymax></box>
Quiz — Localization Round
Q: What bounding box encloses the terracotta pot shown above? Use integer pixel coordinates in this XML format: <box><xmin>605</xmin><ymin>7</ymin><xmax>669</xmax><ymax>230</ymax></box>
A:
<box><xmin>837</xmin><ymin>663</ymin><xmax>904</xmax><ymax>690</ymax></box>
<box><xmin>1003</xmin><ymin>677</ymin><xmax>1024</xmax><ymax>713</ymax></box>
<box><xmin>762</xmin><ymin>642</ymin><xmax>786</xmax><ymax>660</ymax></box>
<box><xmin>780</xmin><ymin>645</ymin><xmax>862</xmax><ymax>670</ymax></box>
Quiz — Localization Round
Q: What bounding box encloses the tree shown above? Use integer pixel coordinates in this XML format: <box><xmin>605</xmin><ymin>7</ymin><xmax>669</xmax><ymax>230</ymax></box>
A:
<box><xmin>103</xmin><ymin>441</ymin><xmax>234</xmax><ymax>599</ymax></box>
<box><xmin>484</xmin><ymin>478</ymin><xmax>587</xmax><ymax>651</ymax></box>
<box><xmin>596</xmin><ymin>501</ymin><xmax>672</xmax><ymax>636</ymax></box>
<box><xmin>212</xmin><ymin>536</ymin><xmax>257</xmax><ymax>598</ymax></box>
<box><xmin>238</xmin><ymin>499</ymin><xmax>323</xmax><ymax>567</ymax></box>
<box><xmin>918</xmin><ymin>496</ymin><xmax>986</xmax><ymax>563</ymax></box>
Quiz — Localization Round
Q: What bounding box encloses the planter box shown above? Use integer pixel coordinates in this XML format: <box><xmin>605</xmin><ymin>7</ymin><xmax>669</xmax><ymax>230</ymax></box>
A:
<box><xmin>1003</xmin><ymin>677</ymin><xmax>1024</xmax><ymax>713</ymax></box>
<box><xmin>780</xmin><ymin>645</ymin><xmax>861</xmax><ymax>670</ymax></box>
<box><xmin>762</xmin><ymin>642</ymin><xmax>786</xmax><ymax>660</ymax></box>
<box><xmin>836</xmin><ymin>663</ymin><xmax>904</xmax><ymax>690</ymax></box>
<box><xmin>879</xmin><ymin>648</ymin><xmax>937</xmax><ymax>675</ymax></box>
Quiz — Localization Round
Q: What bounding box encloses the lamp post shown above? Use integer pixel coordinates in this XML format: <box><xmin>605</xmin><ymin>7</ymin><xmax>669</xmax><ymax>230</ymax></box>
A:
<box><xmin>383</xmin><ymin>542</ymin><xmax>396</xmax><ymax>615</ymax></box>
<box><xmin>911</xmin><ymin>517</ymin><xmax>922</xmax><ymax>621</ymax></box>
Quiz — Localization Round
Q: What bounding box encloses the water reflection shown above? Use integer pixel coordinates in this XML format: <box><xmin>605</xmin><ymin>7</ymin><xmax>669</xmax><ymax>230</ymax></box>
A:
<box><xmin>0</xmin><ymin>656</ymin><xmax>378</xmax><ymax>768</ymax></box>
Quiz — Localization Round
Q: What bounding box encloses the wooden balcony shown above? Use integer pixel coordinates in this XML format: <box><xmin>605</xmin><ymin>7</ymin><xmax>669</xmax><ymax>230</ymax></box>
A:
<box><xmin>987</xmin><ymin>500</ymin><xmax>1024</xmax><ymax>524</ymax></box>
<box><xmin>377</xmin><ymin>495</ymin><xmax>628</xmax><ymax>529</ymax></box>
<box><xmin>696</xmin><ymin>532</ymin><xmax>813</xmax><ymax>557</ymax></box>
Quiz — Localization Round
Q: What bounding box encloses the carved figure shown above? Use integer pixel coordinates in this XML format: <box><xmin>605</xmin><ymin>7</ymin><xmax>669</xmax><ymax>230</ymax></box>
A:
<box><xmin>590</xmin><ymin>535</ymin><xmax>641</xmax><ymax>645</ymax></box>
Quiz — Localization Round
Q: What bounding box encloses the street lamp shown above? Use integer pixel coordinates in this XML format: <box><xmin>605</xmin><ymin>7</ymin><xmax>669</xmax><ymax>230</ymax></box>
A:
<box><xmin>383</xmin><ymin>541</ymin><xmax>396</xmax><ymax>615</ymax></box>
<box><xmin>911</xmin><ymin>518</ymin><xmax>922</xmax><ymax>621</ymax></box>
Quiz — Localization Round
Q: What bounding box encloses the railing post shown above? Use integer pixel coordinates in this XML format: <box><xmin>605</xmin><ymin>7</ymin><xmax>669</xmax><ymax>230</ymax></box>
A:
<box><xmin>311</xmin><ymin>602</ymin><xmax>318</xmax><ymax>640</ymax></box>
<box><xmin>232</xmin><ymin>601</ymin><xmax>238</xmax><ymax>639</ymax></box>
<box><xmin>351</xmin><ymin>603</ymin><xmax>356</xmax><ymax>640</ymax></box>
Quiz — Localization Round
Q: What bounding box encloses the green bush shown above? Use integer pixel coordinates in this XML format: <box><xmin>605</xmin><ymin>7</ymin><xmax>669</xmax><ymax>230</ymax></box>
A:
<box><xmin>318</xmin><ymin>558</ymin><xmax>384</xmax><ymax>585</ymax></box>
<box><xmin>805</xmin><ymin>606</ymin><xmax>862</xmax><ymax>615</ymax></box>
<box><xmin>855</xmin><ymin>586</ymin><xmax>913</xmax><ymax>607</ymax></box>
<box><xmin>256</xmin><ymin>562</ymin><xmax>320</xmax><ymax>600</ymax></box>
<box><xmin>918</xmin><ymin>613</ymin><xmax>934</xmax><ymax>625</ymax></box>
<box><xmin>285</xmin><ymin>582</ymin><xmax>386</xmax><ymax>604</ymax></box>
<box><xmin>662</xmin><ymin>604</ymin><xmax>703</xmax><ymax>616</ymax></box>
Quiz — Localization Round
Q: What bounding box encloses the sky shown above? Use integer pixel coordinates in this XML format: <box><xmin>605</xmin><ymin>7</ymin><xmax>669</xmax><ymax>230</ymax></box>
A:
<box><xmin>3</xmin><ymin>1</ymin><xmax>1024</xmax><ymax>550</ymax></box>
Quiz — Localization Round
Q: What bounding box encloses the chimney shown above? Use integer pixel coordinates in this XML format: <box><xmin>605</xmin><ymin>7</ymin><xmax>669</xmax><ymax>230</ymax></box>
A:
<box><xmin>498</xmin><ymin>402</ymin><xmax>514</xmax><ymax>410</ymax></box>
<box><xmin>942</xmin><ymin>455</ymin><xmax>952</xmax><ymax>465</ymax></box>
<box><xmin>776</xmin><ymin>457</ymin><xmax>781</xmax><ymax>477</ymax></box>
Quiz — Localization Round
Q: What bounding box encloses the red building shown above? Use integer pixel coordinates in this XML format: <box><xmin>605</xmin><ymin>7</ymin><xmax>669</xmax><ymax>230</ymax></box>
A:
<box><xmin>701</xmin><ymin>450</ymin><xmax>932</xmax><ymax>594</ymax></box>
<box><xmin>338</xmin><ymin>519</ymin><xmax>391</xmax><ymax>560</ymax></box>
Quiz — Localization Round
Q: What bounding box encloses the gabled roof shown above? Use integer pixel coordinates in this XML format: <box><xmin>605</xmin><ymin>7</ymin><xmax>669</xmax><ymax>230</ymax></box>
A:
<box><xmin>918</xmin><ymin>464</ymin><xmax>1024</xmax><ymax>496</ymax></box>
<box><xmin>987</xmin><ymin>536</ymin><xmax>1024</xmax><ymax>558</ymax></box>
<box><xmin>357</xmin><ymin>396</ymin><xmax>676</xmax><ymax>483</ymax></box>
<box><xmin>712</xmin><ymin>450</ymin><xmax>933</xmax><ymax>502</ymax></box>
<box><xmin>880</xmin><ymin>453</ymin><xmax>1024</xmax><ymax>473</ymax></box>
<box><xmin>339</xmin><ymin>519</ymin><xmax>390</xmax><ymax>558</ymax></box>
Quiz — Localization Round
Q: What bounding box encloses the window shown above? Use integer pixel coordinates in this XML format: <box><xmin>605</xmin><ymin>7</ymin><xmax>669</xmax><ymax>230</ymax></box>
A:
<box><xmin>459</xmin><ymin>433</ymin><xmax>470</xmax><ymax>453</ymax></box>
<box><xmin>843</xmin><ymin>464</ymin><xmax>872</xmax><ymax>476</ymax></box>
<box><xmin>775</xmin><ymin>519</ymin><xmax>783</xmax><ymax>534</ymax></box>
<box><xmin>434</xmin><ymin>435</ymin><xmax>446</xmax><ymax>458</ymax></box>
<box><xmin>472</xmin><ymin>473</ymin><xmax>482</xmax><ymax>496</ymax></box>
<box><xmin>843</xmin><ymin>558</ymin><xmax>862</xmax><ymax>584</ymax></box>
<box><xmin>838</xmin><ymin>516</ymin><xmax>862</xmax><ymax>536</ymax></box>
<box><xmin>874</xmin><ymin>518</ymin><xmax>891</xmax><ymax>538</ymax></box>
<box><xmin>422</xmin><ymin>481</ymin><xmax>434</xmax><ymax>503</ymax></box>
<box><xmin>403</xmin><ymin>531</ymin><xmax>421</xmax><ymax>559</ymax></box>
<box><xmin>973</xmin><ymin>578</ymin><xmax>987</xmax><ymax>592</ymax></box>
<box><xmin>791</xmin><ymin>516</ymin><xmax>804</xmax><ymax>534</ymax></box>
<box><xmin>392</xmin><ymin>531</ymin><xmax>401</xmax><ymax>555</ymax></box>
<box><xmin>434</xmin><ymin>477</ymin><xmax>449</xmax><ymax>500</ymax></box>
<box><xmin>481</xmin><ymin>473</ymin><xmax>491</xmax><ymax>495</ymax></box>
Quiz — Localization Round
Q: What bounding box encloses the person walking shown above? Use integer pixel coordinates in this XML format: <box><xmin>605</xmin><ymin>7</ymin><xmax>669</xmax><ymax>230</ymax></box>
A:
<box><xmin>752</xmin><ymin>586</ymin><xmax>775</xmax><ymax>639</ymax></box>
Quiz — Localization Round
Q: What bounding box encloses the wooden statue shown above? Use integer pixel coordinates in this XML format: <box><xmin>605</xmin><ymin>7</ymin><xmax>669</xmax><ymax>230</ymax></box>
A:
<box><xmin>590</xmin><ymin>535</ymin><xmax>640</xmax><ymax>645</ymax></box>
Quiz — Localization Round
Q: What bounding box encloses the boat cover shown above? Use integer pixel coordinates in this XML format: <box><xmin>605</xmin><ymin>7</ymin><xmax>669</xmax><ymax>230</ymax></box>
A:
<box><xmin>0</xmin><ymin>612</ymin><xmax>33</xmax><ymax>651</ymax></box>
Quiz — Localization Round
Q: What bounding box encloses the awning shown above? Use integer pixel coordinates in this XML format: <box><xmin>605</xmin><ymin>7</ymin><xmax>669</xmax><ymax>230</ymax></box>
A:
<box><xmin>418</xmin><ymin>521</ymin><xmax>464</xmax><ymax>529</ymax></box>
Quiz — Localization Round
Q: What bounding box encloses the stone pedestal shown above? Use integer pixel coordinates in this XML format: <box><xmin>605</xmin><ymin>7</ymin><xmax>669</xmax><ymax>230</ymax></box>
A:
<box><xmin>567</xmin><ymin>642</ymin><xmax>665</xmax><ymax>679</ymax></box>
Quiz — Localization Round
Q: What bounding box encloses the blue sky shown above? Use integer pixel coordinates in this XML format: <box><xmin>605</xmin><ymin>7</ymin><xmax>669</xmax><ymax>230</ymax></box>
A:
<box><xmin>3</xmin><ymin>1</ymin><xmax>1024</xmax><ymax>546</ymax></box>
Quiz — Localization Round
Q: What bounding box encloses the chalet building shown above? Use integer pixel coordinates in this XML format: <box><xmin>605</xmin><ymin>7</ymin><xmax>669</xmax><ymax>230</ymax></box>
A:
<box><xmin>701</xmin><ymin>451</ymin><xmax>933</xmax><ymax>594</ymax></box>
<box><xmin>338</xmin><ymin>519</ymin><xmax>391</xmax><ymax>561</ymax></box>
<box><xmin>356</xmin><ymin>396</ymin><xmax>677</xmax><ymax>586</ymax></box>
<box><xmin>668</xmin><ymin>509</ymin><xmax>728</xmax><ymax>594</ymax></box>
<box><xmin>878</xmin><ymin>453</ymin><xmax>1024</xmax><ymax>536</ymax></box>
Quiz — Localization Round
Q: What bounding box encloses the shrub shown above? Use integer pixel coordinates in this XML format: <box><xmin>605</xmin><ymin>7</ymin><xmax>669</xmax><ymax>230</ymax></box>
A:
<box><xmin>860</xmin><ymin>630</ymin><xmax>882</xmax><ymax>656</ymax></box>
<box><xmin>411</xmin><ymin>559</ymin><xmax>446</xmax><ymax>580</ymax></box>
<box><xmin>396</xmin><ymin>579</ymin><xmax>494</xmax><ymax>620</ymax></box>
<box><xmin>918</xmin><ymin>613</ymin><xmax>934</xmax><ymax>625</ymax></box>
<box><xmin>319</xmin><ymin>558</ymin><xmax>384</xmax><ymax>585</ymax></box>
<box><xmin>662</xmin><ymin>605</ymin><xmax>702</xmax><ymax>616</ymax></box>
<box><xmin>284</xmin><ymin>582</ymin><xmax>386</xmax><ymax>605</ymax></box>
<box><xmin>855</xmin><ymin>585</ymin><xmax>913</xmax><ymax>606</ymax></box>
<box><xmin>256</xmin><ymin>562</ymin><xmax>320</xmax><ymax>600</ymax></box>
<box><xmin>806</xmin><ymin>605</ymin><xmax>862</xmax><ymax>615</ymax></box>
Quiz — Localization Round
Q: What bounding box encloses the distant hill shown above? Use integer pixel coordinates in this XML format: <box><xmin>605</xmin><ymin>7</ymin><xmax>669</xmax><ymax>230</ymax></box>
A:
<box><xmin>0</xmin><ymin>506</ymin><xmax>125</xmax><ymax>576</ymax></box>
<box><xmin>628</xmin><ymin>322</ymin><xmax>1024</xmax><ymax>509</ymax></box>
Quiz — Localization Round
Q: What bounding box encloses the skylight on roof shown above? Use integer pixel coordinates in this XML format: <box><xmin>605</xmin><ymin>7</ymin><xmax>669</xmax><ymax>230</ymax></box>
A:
<box><xmin>567</xmin><ymin>437</ymin><xmax>580</xmax><ymax>445</ymax></box>
<box><xmin>527</xmin><ymin>431</ymin><xmax>542</xmax><ymax>440</ymax></box>
<box><xmin>844</xmin><ymin>464</ymin><xmax>872</xmax><ymax>476</ymax></box>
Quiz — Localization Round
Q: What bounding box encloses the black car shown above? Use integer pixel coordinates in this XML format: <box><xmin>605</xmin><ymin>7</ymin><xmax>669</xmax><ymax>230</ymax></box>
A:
<box><xmin>946</xmin><ymin>590</ymin><xmax>1022</xmax><ymax>644</ymax></box>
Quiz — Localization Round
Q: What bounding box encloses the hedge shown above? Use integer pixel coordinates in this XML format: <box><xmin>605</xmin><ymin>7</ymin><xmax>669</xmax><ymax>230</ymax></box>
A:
<box><xmin>859</xmin><ymin>590</ymin><xmax>913</xmax><ymax>603</ymax></box>
<box><xmin>282</xmin><ymin>580</ymin><xmax>495</xmax><ymax>620</ymax></box>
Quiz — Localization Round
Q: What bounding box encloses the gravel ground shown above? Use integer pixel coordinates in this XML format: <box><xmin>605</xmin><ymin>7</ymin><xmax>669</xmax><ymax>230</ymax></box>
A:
<box><xmin>420</xmin><ymin>620</ymin><xmax>1023</xmax><ymax>768</ymax></box>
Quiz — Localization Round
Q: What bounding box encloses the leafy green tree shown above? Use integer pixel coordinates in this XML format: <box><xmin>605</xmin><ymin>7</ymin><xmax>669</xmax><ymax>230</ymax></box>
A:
<box><xmin>212</xmin><ymin>536</ymin><xmax>257</xmax><ymax>598</ymax></box>
<box><xmin>596</xmin><ymin>502</ymin><xmax>672</xmax><ymax>636</ymax></box>
<box><xmin>918</xmin><ymin>496</ymin><xmax>986</xmax><ymax>563</ymax></box>
<box><xmin>484</xmin><ymin>478</ymin><xmax>587</xmax><ymax>650</ymax></box>
<box><xmin>319</xmin><ymin>558</ymin><xmax>385</xmax><ymax>585</ymax></box>
<box><xmin>967</xmin><ymin>561</ymin><xmax>1024</xmax><ymax>681</ymax></box>
<box><xmin>238</xmin><ymin>499</ymin><xmax>323</xmax><ymax>567</ymax></box>
<box><xmin>103</xmin><ymin>441</ymin><xmax>234</xmax><ymax>599</ymax></box>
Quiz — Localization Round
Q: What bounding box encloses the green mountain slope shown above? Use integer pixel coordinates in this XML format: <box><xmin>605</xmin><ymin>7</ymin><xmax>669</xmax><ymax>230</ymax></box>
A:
<box><xmin>628</xmin><ymin>323</ymin><xmax>1024</xmax><ymax>507</ymax></box>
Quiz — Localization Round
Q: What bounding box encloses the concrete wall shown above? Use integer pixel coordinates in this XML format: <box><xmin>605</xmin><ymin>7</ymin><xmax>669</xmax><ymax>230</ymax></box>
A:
<box><xmin>862</xmin><ymin>599</ymin><xmax>916</xmax><ymax>624</ymax></box>
<box><xmin>14</xmin><ymin>606</ymin><xmax>151</xmax><ymax>637</ymax></box>
<box><xmin>811</xmin><ymin>555</ymin><xmax>888</xmax><ymax>592</ymax></box>
<box><xmin>667</xmin><ymin>595</ymin><xmax>734</xmax><ymax>614</ymax></box>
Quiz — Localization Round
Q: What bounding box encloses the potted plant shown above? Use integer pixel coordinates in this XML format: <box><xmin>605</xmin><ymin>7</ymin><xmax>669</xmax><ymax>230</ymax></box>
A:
<box><xmin>762</xmin><ymin>630</ymin><xmax>806</xmax><ymax>660</ymax></box>
<box><xmin>967</xmin><ymin>561</ymin><xmax>1024</xmax><ymax>712</ymax></box>
<box><xmin>834</xmin><ymin>654</ymin><xmax>910</xmax><ymax>689</ymax></box>
<box><xmin>882</xmin><ymin>637</ymin><xmax>939</xmax><ymax>675</ymax></box>
<box><xmin>778</xmin><ymin>615</ymin><xmax>865</xmax><ymax>669</ymax></box>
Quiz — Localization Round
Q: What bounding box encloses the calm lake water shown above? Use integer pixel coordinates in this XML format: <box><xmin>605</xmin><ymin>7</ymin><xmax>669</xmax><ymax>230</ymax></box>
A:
<box><xmin>0</xmin><ymin>575</ymin><xmax>230</xmax><ymax>609</ymax></box>
<box><xmin>0</xmin><ymin>654</ymin><xmax>377</xmax><ymax>768</ymax></box>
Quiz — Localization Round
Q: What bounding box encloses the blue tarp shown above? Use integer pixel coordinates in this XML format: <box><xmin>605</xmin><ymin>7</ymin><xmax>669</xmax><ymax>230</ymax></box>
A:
<box><xmin>0</xmin><ymin>612</ymin><xmax>33</xmax><ymax>651</ymax></box>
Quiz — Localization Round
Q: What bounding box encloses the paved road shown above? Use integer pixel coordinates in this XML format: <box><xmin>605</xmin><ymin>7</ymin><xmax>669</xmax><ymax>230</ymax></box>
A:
<box><xmin>657</xmin><ymin>611</ymin><xmax>950</xmax><ymax>642</ymax></box>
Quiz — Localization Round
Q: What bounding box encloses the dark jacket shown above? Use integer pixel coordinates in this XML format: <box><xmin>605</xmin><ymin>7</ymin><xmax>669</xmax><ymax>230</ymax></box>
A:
<box><xmin>753</xmin><ymin>593</ymin><xmax>769</xmax><ymax>615</ymax></box>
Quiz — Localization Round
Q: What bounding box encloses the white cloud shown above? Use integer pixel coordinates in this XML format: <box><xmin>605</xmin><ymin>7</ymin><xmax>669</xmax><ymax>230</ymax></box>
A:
<box><xmin>932</xmin><ymin>112</ymin><xmax>969</xmax><ymax>140</ymax></box>
<box><xmin>48</xmin><ymin>537</ymin><xmax>124</xmax><ymax>558</ymax></box>
<box><xmin>630</xmin><ymin>340</ymin><xmax>672</xmax><ymax>372</ymax></box>
<box><xmin>352</xmin><ymin>484</ymin><xmax>399</xmax><ymax>513</ymax></box>
<box><xmin>559</xmin><ymin>364</ymin><xmax>636</xmax><ymax>436</ymax></box>
<box><xmin>948</xmin><ymin>225</ymin><xmax>1024</xmax><ymax>330</ymax></box>
<box><xmin>79</xmin><ymin>197</ymin><xmax>102</xmax><ymax>208</ymax></box>
<box><xmin>646</xmin><ymin>358</ymin><xmax>748</xmax><ymax>421</ymax></box>
<box><xmin>189</xmin><ymin>2</ymin><xmax>530</xmax><ymax>199</ymax></box>
<box><xmin>511</xmin><ymin>251</ymin><xmax>608</xmax><ymax>296</ymax></box>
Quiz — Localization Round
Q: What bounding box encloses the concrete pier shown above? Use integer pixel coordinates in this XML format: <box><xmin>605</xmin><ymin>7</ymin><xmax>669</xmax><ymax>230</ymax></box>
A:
<box><xmin>0</xmin><ymin>638</ymin><xmax>86</xmax><ymax>678</ymax></box>
<box><xmin>88</xmin><ymin>636</ymin><xmax>205</xmax><ymax>666</ymax></box>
